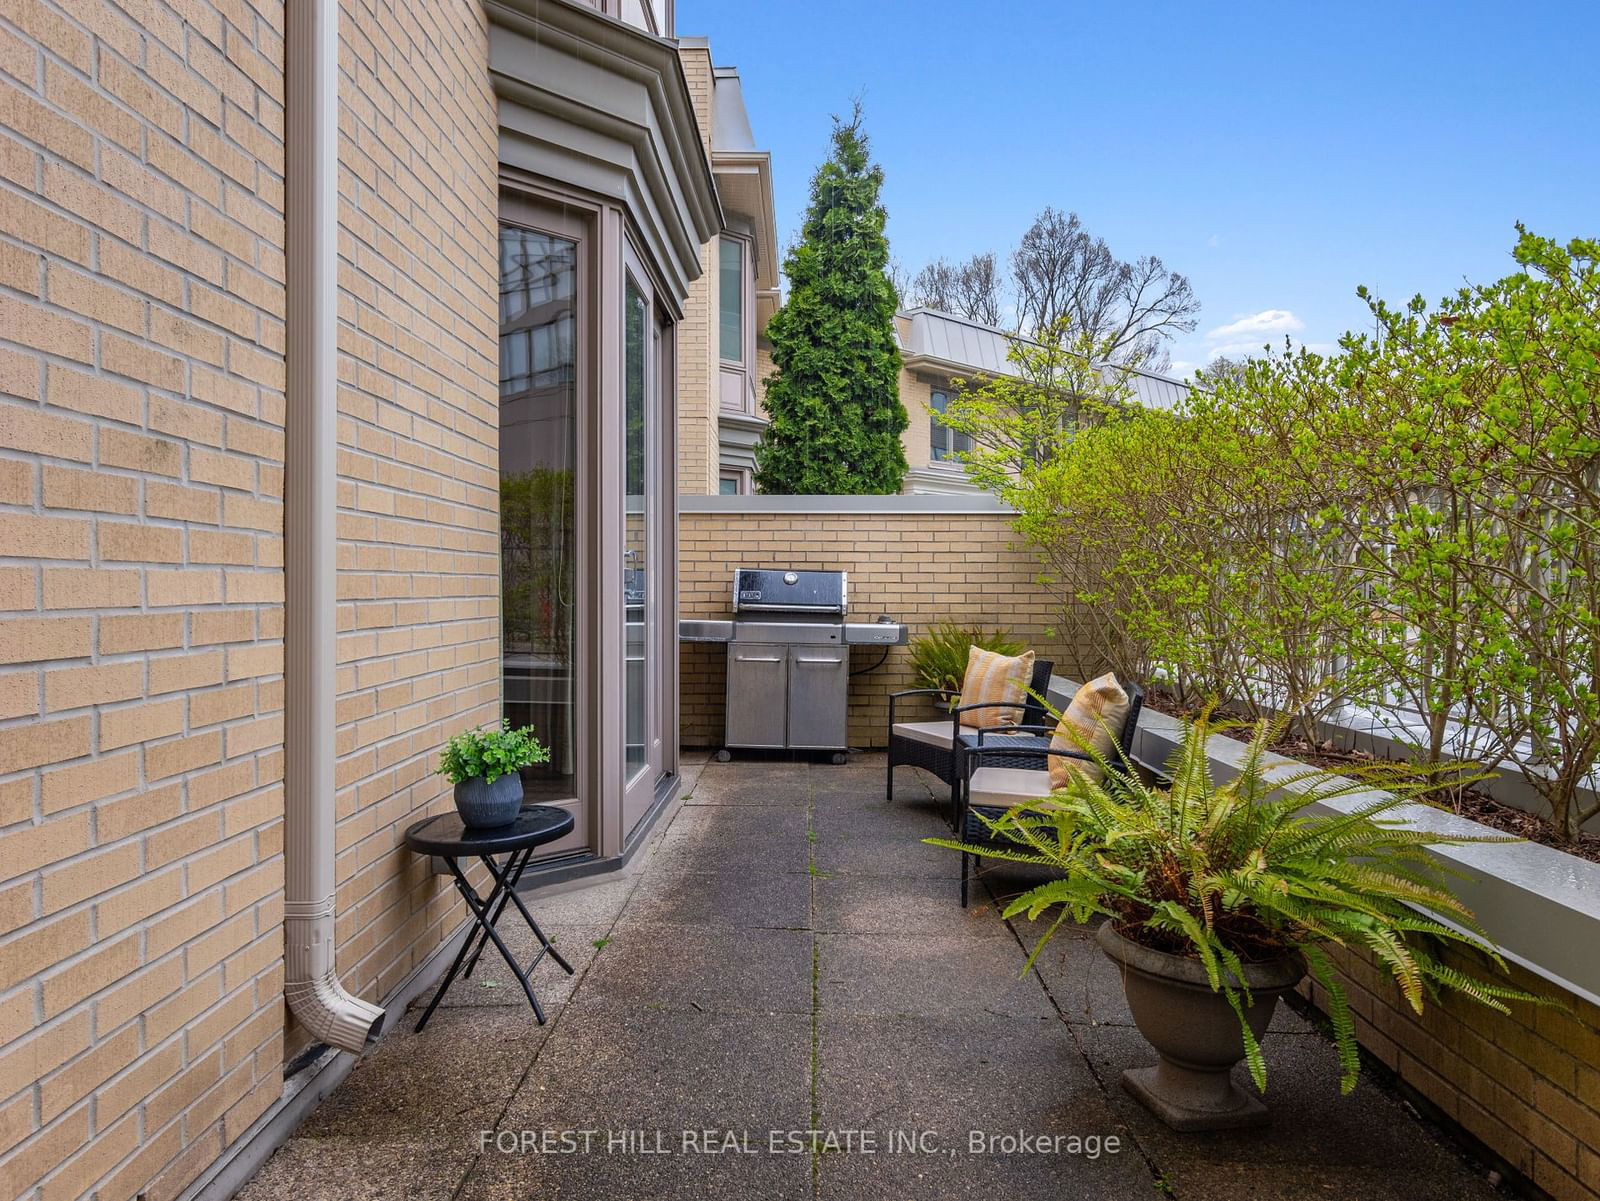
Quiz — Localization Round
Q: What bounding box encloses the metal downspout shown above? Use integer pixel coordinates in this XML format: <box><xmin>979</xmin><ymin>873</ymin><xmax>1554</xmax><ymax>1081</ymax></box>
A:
<box><xmin>282</xmin><ymin>0</ymin><xmax>384</xmax><ymax>1053</ymax></box>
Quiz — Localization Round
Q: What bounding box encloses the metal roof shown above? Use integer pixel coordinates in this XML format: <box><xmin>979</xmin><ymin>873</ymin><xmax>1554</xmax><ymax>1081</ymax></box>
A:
<box><xmin>896</xmin><ymin>307</ymin><xmax>1192</xmax><ymax>411</ymax></box>
<box><xmin>896</xmin><ymin>308</ymin><xmax>1017</xmax><ymax>376</ymax></box>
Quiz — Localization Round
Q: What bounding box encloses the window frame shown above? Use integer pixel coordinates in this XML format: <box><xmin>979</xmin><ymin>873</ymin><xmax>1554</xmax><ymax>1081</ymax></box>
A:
<box><xmin>717</xmin><ymin>235</ymin><xmax>746</xmax><ymax>366</ymax></box>
<box><xmin>928</xmin><ymin>387</ymin><xmax>973</xmax><ymax>465</ymax></box>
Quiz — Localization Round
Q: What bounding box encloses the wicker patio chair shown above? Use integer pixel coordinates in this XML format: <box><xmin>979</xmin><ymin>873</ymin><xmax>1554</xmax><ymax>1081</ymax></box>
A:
<box><xmin>954</xmin><ymin>683</ymin><xmax>1145</xmax><ymax>907</ymax></box>
<box><xmin>885</xmin><ymin>657</ymin><xmax>1055</xmax><ymax>819</ymax></box>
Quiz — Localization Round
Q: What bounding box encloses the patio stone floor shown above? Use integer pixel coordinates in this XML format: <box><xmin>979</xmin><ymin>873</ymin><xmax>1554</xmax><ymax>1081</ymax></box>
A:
<box><xmin>236</xmin><ymin>754</ymin><xmax>1510</xmax><ymax>1201</ymax></box>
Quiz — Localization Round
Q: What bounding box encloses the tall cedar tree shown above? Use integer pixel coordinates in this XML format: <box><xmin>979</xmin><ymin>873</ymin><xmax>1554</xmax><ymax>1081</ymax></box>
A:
<box><xmin>755</xmin><ymin>107</ymin><xmax>907</xmax><ymax>494</ymax></box>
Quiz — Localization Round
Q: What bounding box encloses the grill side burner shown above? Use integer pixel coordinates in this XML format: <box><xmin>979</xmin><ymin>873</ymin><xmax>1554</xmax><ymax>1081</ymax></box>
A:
<box><xmin>677</xmin><ymin>568</ymin><xmax>907</xmax><ymax>762</ymax></box>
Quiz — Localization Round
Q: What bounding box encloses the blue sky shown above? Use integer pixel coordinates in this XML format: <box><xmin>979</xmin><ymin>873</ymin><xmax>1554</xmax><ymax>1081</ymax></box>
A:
<box><xmin>678</xmin><ymin>0</ymin><xmax>1599</xmax><ymax>377</ymax></box>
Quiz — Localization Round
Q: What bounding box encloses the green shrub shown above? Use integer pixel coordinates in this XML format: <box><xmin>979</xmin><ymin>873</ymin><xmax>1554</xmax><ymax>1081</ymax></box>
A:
<box><xmin>990</xmin><ymin>226</ymin><xmax>1600</xmax><ymax>839</ymax></box>
<box><xmin>928</xmin><ymin>711</ymin><xmax>1551</xmax><ymax>1092</ymax></box>
<box><xmin>907</xmin><ymin>623</ymin><xmax>1024</xmax><ymax>700</ymax></box>
<box><xmin>437</xmin><ymin>720</ymin><xmax>550</xmax><ymax>785</ymax></box>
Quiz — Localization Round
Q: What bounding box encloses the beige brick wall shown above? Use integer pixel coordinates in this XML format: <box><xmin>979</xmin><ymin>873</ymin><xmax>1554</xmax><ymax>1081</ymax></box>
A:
<box><xmin>679</xmin><ymin>507</ymin><xmax>1079</xmax><ymax>748</ymax></box>
<box><xmin>320</xmin><ymin>0</ymin><xmax>499</xmax><ymax>1055</ymax></box>
<box><xmin>1303</xmin><ymin>945</ymin><xmax>1600</xmax><ymax>1201</ymax></box>
<box><xmin>900</xmin><ymin>366</ymin><xmax>936</xmax><ymax>474</ymax></box>
<box><xmin>0</xmin><ymin>3</ymin><xmax>290</xmax><ymax>1198</ymax></box>
<box><xmin>675</xmin><ymin>45</ymin><xmax>717</xmax><ymax>496</ymax></box>
<box><xmin>0</xmin><ymin>1</ymin><xmax>498</xmax><ymax>1198</ymax></box>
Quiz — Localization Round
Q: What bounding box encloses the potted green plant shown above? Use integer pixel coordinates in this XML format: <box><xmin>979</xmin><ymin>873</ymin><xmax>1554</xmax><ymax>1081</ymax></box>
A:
<box><xmin>929</xmin><ymin>712</ymin><xmax>1547</xmax><ymax>1130</ymax></box>
<box><xmin>437</xmin><ymin>720</ymin><xmax>550</xmax><ymax>829</ymax></box>
<box><xmin>907</xmin><ymin>623</ymin><xmax>1024</xmax><ymax>709</ymax></box>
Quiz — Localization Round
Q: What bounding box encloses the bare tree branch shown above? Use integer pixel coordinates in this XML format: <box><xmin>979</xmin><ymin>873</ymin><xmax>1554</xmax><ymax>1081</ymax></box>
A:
<box><xmin>1010</xmin><ymin>208</ymin><xmax>1198</xmax><ymax>364</ymax></box>
<box><xmin>908</xmin><ymin>253</ymin><xmax>1004</xmax><ymax>325</ymax></box>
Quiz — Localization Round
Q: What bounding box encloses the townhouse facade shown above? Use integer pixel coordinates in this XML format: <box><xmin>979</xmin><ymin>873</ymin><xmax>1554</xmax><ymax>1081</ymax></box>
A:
<box><xmin>699</xmin><ymin>303</ymin><xmax>1195</xmax><ymax>497</ymax></box>
<box><xmin>0</xmin><ymin>0</ymin><xmax>749</xmax><ymax>1197</ymax></box>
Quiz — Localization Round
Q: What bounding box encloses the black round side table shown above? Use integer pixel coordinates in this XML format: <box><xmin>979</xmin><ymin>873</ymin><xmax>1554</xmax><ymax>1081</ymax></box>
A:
<box><xmin>404</xmin><ymin>804</ymin><xmax>576</xmax><ymax>1032</ymax></box>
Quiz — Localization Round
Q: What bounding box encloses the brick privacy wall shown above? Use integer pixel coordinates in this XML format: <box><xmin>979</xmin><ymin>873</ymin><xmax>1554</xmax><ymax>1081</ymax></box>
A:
<box><xmin>1303</xmin><ymin>944</ymin><xmax>1600</xmax><ymax>1201</ymax></box>
<box><xmin>674</xmin><ymin>44</ymin><xmax>715</xmax><ymax>496</ymax></box>
<box><xmin>0</xmin><ymin>4</ymin><xmax>291</xmax><ymax>1200</ymax></box>
<box><xmin>318</xmin><ymin>0</ymin><xmax>499</xmax><ymax>1059</ymax></box>
<box><xmin>679</xmin><ymin>507</ymin><xmax>1080</xmax><ymax>749</ymax></box>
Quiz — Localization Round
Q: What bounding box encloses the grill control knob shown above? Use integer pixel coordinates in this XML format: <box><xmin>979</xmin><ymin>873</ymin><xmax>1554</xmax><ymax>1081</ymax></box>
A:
<box><xmin>783</xmin><ymin>572</ymin><xmax>798</xmax><ymax>584</ymax></box>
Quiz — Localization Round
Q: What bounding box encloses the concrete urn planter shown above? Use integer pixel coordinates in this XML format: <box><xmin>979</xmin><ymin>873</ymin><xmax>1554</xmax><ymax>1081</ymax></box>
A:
<box><xmin>453</xmin><ymin>771</ymin><xmax>523</xmax><ymax>830</ymax></box>
<box><xmin>1096</xmin><ymin>922</ymin><xmax>1304</xmax><ymax>1130</ymax></box>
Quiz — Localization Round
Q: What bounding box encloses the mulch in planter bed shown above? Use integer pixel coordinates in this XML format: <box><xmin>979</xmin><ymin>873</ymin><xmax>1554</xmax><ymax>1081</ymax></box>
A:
<box><xmin>1140</xmin><ymin>688</ymin><xmax>1600</xmax><ymax>866</ymax></box>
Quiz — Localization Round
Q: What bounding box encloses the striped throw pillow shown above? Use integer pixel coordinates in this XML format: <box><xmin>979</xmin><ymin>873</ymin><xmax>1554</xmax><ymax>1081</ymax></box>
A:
<box><xmin>1049</xmin><ymin>672</ymin><xmax>1131</xmax><ymax>788</ymax></box>
<box><xmin>957</xmin><ymin>646</ymin><xmax>1036</xmax><ymax>731</ymax></box>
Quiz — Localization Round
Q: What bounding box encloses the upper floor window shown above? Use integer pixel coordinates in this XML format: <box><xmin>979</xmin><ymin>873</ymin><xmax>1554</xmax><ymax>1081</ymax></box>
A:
<box><xmin>718</xmin><ymin>237</ymin><xmax>743</xmax><ymax>362</ymax></box>
<box><xmin>929</xmin><ymin>389</ymin><xmax>973</xmax><ymax>463</ymax></box>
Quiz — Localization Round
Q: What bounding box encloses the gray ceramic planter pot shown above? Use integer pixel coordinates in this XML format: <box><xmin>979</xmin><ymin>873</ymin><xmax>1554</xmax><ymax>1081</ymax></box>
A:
<box><xmin>453</xmin><ymin>771</ymin><xmax>524</xmax><ymax>830</ymax></box>
<box><xmin>1096</xmin><ymin>921</ymin><xmax>1304</xmax><ymax>1131</ymax></box>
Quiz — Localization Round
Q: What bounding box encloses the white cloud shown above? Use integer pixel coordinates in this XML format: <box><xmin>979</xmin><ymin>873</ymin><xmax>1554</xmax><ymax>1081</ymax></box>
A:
<box><xmin>1204</xmin><ymin>309</ymin><xmax>1305</xmax><ymax>340</ymax></box>
<box><xmin>1206</xmin><ymin>234</ymin><xmax>1220</xmax><ymax>249</ymax></box>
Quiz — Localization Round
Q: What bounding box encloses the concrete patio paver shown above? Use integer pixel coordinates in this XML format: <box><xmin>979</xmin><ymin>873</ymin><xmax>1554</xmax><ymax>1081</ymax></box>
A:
<box><xmin>235</xmin><ymin>754</ymin><xmax>1508</xmax><ymax>1201</ymax></box>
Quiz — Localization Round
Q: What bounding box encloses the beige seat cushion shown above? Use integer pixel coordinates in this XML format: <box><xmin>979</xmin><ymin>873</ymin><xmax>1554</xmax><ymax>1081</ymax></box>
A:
<box><xmin>958</xmin><ymin>646</ymin><xmax>1035</xmax><ymax>730</ymax></box>
<box><xmin>890</xmin><ymin>719</ymin><xmax>956</xmax><ymax>749</ymax></box>
<box><xmin>1048</xmin><ymin>672</ymin><xmax>1131</xmax><ymax>788</ymax></box>
<box><xmin>968</xmin><ymin>765</ymin><xmax>1054</xmax><ymax>809</ymax></box>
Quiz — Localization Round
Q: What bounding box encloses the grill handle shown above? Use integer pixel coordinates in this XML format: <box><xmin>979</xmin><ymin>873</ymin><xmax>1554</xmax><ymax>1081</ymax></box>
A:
<box><xmin>733</xmin><ymin>654</ymin><xmax>783</xmax><ymax>664</ymax></box>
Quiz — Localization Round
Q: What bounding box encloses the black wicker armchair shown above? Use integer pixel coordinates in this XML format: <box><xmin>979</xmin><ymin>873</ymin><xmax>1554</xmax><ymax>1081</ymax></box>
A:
<box><xmin>885</xmin><ymin>658</ymin><xmax>1055</xmax><ymax>817</ymax></box>
<box><xmin>954</xmin><ymin>683</ymin><xmax>1144</xmax><ymax>907</ymax></box>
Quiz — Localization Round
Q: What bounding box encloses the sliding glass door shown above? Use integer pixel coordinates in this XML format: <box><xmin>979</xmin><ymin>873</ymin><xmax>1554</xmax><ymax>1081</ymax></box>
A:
<box><xmin>621</xmin><ymin>253</ymin><xmax>666</xmax><ymax>835</ymax></box>
<box><xmin>498</xmin><ymin>220</ymin><xmax>580</xmax><ymax>805</ymax></box>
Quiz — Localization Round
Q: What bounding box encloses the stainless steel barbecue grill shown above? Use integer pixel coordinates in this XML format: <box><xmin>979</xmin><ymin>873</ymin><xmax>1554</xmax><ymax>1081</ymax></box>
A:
<box><xmin>679</xmin><ymin>568</ymin><xmax>906</xmax><ymax>761</ymax></box>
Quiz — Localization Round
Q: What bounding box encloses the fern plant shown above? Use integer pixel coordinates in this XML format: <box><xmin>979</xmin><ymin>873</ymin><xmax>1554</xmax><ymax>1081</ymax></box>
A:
<box><xmin>907</xmin><ymin>623</ymin><xmax>1024</xmax><ymax>703</ymax></box>
<box><xmin>928</xmin><ymin>710</ymin><xmax>1550</xmax><ymax>1093</ymax></box>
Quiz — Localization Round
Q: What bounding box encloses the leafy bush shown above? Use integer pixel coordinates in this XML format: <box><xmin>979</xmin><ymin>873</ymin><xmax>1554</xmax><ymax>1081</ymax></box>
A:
<box><xmin>990</xmin><ymin>226</ymin><xmax>1599</xmax><ymax>841</ymax></box>
<box><xmin>907</xmin><ymin>623</ymin><xmax>1024</xmax><ymax>700</ymax></box>
<box><xmin>928</xmin><ymin>712</ymin><xmax>1549</xmax><ymax>1092</ymax></box>
<box><xmin>437</xmin><ymin>720</ymin><xmax>550</xmax><ymax>785</ymax></box>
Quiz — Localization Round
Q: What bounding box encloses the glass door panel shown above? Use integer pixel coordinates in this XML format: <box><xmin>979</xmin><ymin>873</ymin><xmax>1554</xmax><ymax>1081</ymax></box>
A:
<box><xmin>623</xmin><ymin>276</ymin><xmax>650</xmax><ymax>790</ymax></box>
<box><xmin>498</xmin><ymin>224</ymin><xmax>578</xmax><ymax>803</ymax></box>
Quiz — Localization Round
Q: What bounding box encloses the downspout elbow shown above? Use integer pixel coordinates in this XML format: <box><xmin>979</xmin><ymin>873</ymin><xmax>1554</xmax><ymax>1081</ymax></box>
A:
<box><xmin>284</xmin><ymin>898</ymin><xmax>384</xmax><ymax>1052</ymax></box>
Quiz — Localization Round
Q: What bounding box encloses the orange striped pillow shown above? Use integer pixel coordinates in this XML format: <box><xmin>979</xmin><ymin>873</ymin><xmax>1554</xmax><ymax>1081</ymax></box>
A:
<box><xmin>958</xmin><ymin>646</ymin><xmax>1036</xmax><ymax>731</ymax></box>
<box><xmin>1049</xmin><ymin>673</ymin><xmax>1131</xmax><ymax>788</ymax></box>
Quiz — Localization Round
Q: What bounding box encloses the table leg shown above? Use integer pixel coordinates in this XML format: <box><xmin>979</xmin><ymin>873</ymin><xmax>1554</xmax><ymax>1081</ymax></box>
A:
<box><xmin>413</xmin><ymin>855</ymin><xmax>498</xmax><ymax>1032</ymax></box>
<box><xmin>481</xmin><ymin>853</ymin><xmax>575</xmax><ymax>976</ymax></box>
<box><xmin>461</xmin><ymin>846</ymin><xmax>534</xmax><ymax>980</ymax></box>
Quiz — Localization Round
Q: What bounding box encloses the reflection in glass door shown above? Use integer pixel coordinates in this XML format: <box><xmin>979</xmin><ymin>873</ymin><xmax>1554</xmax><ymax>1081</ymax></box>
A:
<box><xmin>499</xmin><ymin>224</ymin><xmax>577</xmax><ymax>802</ymax></box>
<box><xmin>623</xmin><ymin>276</ymin><xmax>650</xmax><ymax>791</ymax></box>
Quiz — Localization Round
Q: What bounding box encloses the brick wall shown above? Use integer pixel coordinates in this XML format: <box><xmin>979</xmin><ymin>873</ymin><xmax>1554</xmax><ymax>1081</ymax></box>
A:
<box><xmin>0</xmin><ymin>3</ymin><xmax>290</xmax><ymax>1198</ymax></box>
<box><xmin>679</xmin><ymin>504</ymin><xmax>1079</xmax><ymax>749</ymax></box>
<box><xmin>322</xmin><ymin>0</ymin><xmax>499</xmax><ymax>1054</ymax></box>
<box><xmin>674</xmin><ymin>44</ymin><xmax>716</xmax><ymax>496</ymax></box>
<box><xmin>899</xmin><ymin>365</ymin><xmax>934</xmax><ymax>473</ymax></box>
<box><xmin>0</xmin><ymin>1</ymin><xmax>499</xmax><ymax>1198</ymax></box>
<box><xmin>1304</xmin><ymin>945</ymin><xmax>1600</xmax><ymax>1201</ymax></box>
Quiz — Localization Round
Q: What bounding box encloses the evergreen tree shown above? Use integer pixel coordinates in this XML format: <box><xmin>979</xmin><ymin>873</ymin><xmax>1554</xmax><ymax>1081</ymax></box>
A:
<box><xmin>755</xmin><ymin>105</ymin><xmax>907</xmax><ymax>494</ymax></box>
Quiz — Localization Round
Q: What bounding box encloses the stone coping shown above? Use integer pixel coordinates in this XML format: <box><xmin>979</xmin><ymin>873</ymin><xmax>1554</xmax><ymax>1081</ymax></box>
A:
<box><xmin>678</xmin><ymin>493</ymin><xmax>1013</xmax><ymax>514</ymax></box>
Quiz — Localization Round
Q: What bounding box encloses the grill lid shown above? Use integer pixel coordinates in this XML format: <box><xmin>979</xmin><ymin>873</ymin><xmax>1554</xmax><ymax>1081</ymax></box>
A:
<box><xmin>732</xmin><ymin>568</ymin><xmax>847</xmax><ymax>615</ymax></box>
